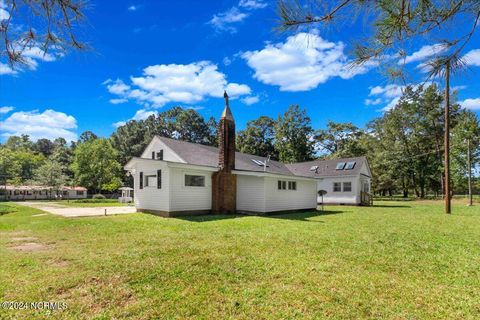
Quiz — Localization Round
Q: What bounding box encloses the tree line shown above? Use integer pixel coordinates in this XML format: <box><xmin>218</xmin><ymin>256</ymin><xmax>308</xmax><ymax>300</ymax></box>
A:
<box><xmin>1</xmin><ymin>85</ymin><xmax>479</xmax><ymax>197</ymax></box>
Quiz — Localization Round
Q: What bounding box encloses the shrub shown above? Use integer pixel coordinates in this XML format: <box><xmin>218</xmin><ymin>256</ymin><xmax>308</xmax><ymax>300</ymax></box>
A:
<box><xmin>92</xmin><ymin>194</ymin><xmax>106</xmax><ymax>199</ymax></box>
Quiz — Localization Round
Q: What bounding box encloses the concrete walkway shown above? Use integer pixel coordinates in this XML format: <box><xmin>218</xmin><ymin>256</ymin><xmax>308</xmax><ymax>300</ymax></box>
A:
<box><xmin>14</xmin><ymin>201</ymin><xmax>137</xmax><ymax>217</ymax></box>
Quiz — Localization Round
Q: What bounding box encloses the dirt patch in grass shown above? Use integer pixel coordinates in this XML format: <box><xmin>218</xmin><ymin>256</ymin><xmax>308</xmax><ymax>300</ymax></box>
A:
<box><xmin>10</xmin><ymin>236</ymin><xmax>38</xmax><ymax>242</ymax></box>
<box><xmin>49</xmin><ymin>259</ymin><xmax>69</xmax><ymax>268</ymax></box>
<box><xmin>9</xmin><ymin>242</ymin><xmax>49</xmax><ymax>252</ymax></box>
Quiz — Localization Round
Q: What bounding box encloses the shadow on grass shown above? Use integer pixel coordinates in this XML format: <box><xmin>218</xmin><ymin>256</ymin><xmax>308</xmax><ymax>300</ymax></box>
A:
<box><xmin>177</xmin><ymin>210</ymin><xmax>344</xmax><ymax>223</ymax></box>
<box><xmin>269</xmin><ymin>210</ymin><xmax>343</xmax><ymax>222</ymax></box>
<box><xmin>371</xmin><ymin>204</ymin><xmax>411</xmax><ymax>208</ymax></box>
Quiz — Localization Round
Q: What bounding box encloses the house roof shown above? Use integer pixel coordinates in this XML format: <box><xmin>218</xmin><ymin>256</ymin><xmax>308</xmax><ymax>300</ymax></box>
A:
<box><xmin>1</xmin><ymin>185</ymin><xmax>87</xmax><ymax>191</ymax></box>
<box><xmin>155</xmin><ymin>136</ymin><xmax>368</xmax><ymax>178</ymax></box>
<box><xmin>285</xmin><ymin>156</ymin><xmax>368</xmax><ymax>178</ymax></box>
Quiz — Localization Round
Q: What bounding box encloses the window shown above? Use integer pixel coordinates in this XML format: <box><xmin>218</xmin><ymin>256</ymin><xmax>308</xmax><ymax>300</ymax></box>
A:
<box><xmin>333</xmin><ymin>182</ymin><xmax>342</xmax><ymax>192</ymax></box>
<box><xmin>157</xmin><ymin>170</ymin><xmax>162</xmax><ymax>189</ymax></box>
<box><xmin>288</xmin><ymin>181</ymin><xmax>297</xmax><ymax>190</ymax></box>
<box><xmin>62</xmin><ymin>191</ymin><xmax>68</xmax><ymax>196</ymax></box>
<box><xmin>345</xmin><ymin>161</ymin><xmax>356</xmax><ymax>170</ymax></box>
<box><xmin>76</xmin><ymin>190</ymin><xmax>84</xmax><ymax>196</ymax></box>
<box><xmin>185</xmin><ymin>175</ymin><xmax>205</xmax><ymax>187</ymax></box>
<box><xmin>343</xmin><ymin>182</ymin><xmax>352</xmax><ymax>192</ymax></box>
<box><xmin>145</xmin><ymin>175</ymin><xmax>157</xmax><ymax>187</ymax></box>
<box><xmin>139</xmin><ymin>172</ymin><xmax>143</xmax><ymax>189</ymax></box>
<box><xmin>336</xmin><ymin>162</ymin><xmax>346</xmax><ymax>170</ymax></box>
<box><xmin>157</xmin><ymin>150</ymin><xmax>164</xmax><ymax>160</ymax></box>
<box><xmin>278</xmin><ymin>180</ymin><xmax>296</xmax><ymax>190</ymax></box>
<box><xmin>151</xmin><ymin>151</ymin><xmax>155</xmax><ymax>159</ymax></box>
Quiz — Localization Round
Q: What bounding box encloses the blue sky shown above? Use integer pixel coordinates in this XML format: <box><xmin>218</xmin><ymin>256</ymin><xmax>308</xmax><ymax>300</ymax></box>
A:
<box><xmin>1</xmin><ymin>0</ymin><xmax>480</xmax><ymax>142</ymax></box>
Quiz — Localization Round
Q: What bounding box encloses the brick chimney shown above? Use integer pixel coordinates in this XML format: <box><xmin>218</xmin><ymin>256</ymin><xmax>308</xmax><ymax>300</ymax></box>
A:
<box><xmin>212</xmin><ymin>91</ymin><xmax>237</xmax><ymax>214</ymax></box>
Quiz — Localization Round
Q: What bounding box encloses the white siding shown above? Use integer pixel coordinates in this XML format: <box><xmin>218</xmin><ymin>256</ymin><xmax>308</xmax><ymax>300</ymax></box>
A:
<box><xmin>237</xmin><ymin>175</ymin><xmax>266</xmax><ymax>213</ymax></box>
<box><xmin>133</xmin><ymin>161</ymin><xmax>170</xmax><ymax>212</ymax></box>
<box><xmin>169</xmin><ymin>168</ymin><xmax>212</xmax><ymax>212</ymax></box>
<box><xmin>317</xmin><ymin>176</ymin><xmax>360</xmax><ymax>204</ymax></box>
<box><xmin>264</xmin><ymin>177</ymin><xmax>317</xmax><ymax>212</ymax></box>
<box><xmin>141</xmin><ymin>137</ymin><xmax>185</xmax><ymax>162</ymax></box>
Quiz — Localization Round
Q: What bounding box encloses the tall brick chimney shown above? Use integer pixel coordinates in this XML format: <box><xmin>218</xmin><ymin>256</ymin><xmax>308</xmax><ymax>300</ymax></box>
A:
<box><xmin>212</xmin><ymin>91</ymin><xmax>237</xmax><ymax>214</ymax></box>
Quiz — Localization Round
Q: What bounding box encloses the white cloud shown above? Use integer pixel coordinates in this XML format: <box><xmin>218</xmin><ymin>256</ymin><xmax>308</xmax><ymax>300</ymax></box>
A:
<box><xmin>242</xmin><ymin>32</ymin><xmax>374</xmax><ymax>92</ymax></box>
<box><xmin>209</xmin><ymin>0</ymin><xmax>266</xmax><ymax>33</ymax></box>
<box><xmin>400</xmin><ymin>44</ymin><xmax>448</xmax><ymax>64</ymax></box>
<box><xmin>113</xmin><ymin>109</ymin><xmax>156</xmax><ymax>128</ymax></box>
<box><xmin>109</xmin><ymin>98</ymin><xmax>128</xmax><ymax>105</ymax></box>
<box><xmin>241</xmin><ymin>95</ymin><xmax>260</xmax><ymax>105</ymax></box>
<box><xmin>209</xmin><ymin>7</ymin><xmax>248</xmax><ymax>33</ymax></box>
<box><xmin>0</xmin><ymin>106</ymin><xmax>14</xmax><ymax>114</ymax></box>
<box><xmin>367</xmin><ymin>84</ymin><xmax>407</xmax><ymax>111</ymax></box>
<box><xmin>223</xmin><ymin>56</ymin><xmax>232</xmax><ymax>66</ymax></box>
<box><xmin>105</xmin><ymin>61</ymin><xmax>251</xmax><ymax>107</ymax></box>
<box><xmin>369</xmin><ymin>84</ymin><xmax>405</xmax><ymax>98</ymax></box>
<box><xmin>463</xmin><ymin>49</ymin><xmax>480</xmax><ymax>66</ymax></box>
<box><xmin>0</xmin><ymin>109</ymin><xmax>78</xmax><ymax>141</ymax></box>
<box><xmin>128</xmin><ymin>5</ymin><xmax>137</xmax><ymax>11</ymax></box>
<box><xmin>460</xmin><ymin>98</ymin><xmax>480</xmax><ymax>111</ymax></box>
<box><xmin>364</xmin><ymin>98</ymin><xmax>382</xmax><ymax>106</ymax></box>
<box><xmin>0</xmin><ymin>62</ymin><xmax>17</xmax><ymax>75</ymax></box>
<box><xmin>239</xmin><ymin>0</ymin><xmax>267</xmax><ymax>9</ymax></box>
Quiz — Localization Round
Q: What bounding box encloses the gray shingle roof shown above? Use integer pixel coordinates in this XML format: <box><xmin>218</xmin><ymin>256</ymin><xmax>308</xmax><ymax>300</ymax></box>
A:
<box><xmin>157</xmin><ymin>136</ymin><xmax>367</xmax><ymax>178</ymax></box>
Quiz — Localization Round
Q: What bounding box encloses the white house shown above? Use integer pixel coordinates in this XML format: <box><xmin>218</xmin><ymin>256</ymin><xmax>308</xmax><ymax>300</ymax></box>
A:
<box><xmin>124</xmin><ymin>92</ymin><xmax>372</xmax><ymax>217</ymax></box>
<box><xmin>286</xmin><ymin>157</ymin><xmax>372</xmax><ymax>205</ymax></box>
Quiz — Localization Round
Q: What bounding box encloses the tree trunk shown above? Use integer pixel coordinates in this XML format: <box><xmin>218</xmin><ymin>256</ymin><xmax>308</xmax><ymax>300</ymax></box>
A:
<box><xmin>444</xmin><ymin>63</ymin><xmax>451</xmax><ymax>214</ymax></box>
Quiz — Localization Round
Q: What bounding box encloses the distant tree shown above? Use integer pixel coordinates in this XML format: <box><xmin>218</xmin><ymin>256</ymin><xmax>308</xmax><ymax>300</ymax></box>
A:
<box><xmin>315</xmin><ymin>121</ymin><xmax>366</xmax><ymax>157</ymax></box>
<box><xmin>1</xmin><ymin>0</ymin><xmax>88</xmax><ymax>69</ymax></box>
<box><xmin>33</xmin><ymin>138</ymin><xmax>55</xmax><ymax>157</ymax></box>
<box><xmin>4</xmin><ymin>135</ymin><xmax>33</xmax><ymax>150</ymax></box>
<box><xmin>79</xmin><ymin>131</ymin><xmax>98</xmax><ymax>143</ymax></box>
<box><xmin>237</xmin><ymin>116</ymin><xmax>278</xmax><ymax>159</ymax></box>
<box><xmin>274</xmin><ymin>105</ymin><xmax>315</xmax><ymax>163</ymax></box>
<box><xmin>111</xmin><ymin>107</ymin><xmax>217</xmax><ymax>166</ymax></box>
<box><xmin>71</xmin><ymin>138</ymin><xmax>122</xmax><ymax>193</ymax></box>
<box><xmin>451</xmin><ymin>111</ymin><xmax>480</xmax><ymax>193</ymax></box>
<box><xmin>32</xmin><ymin>159</ymin><xmax>68</xmax><ymax>196</ymax></box>
<box><xmin>0</xmin><ymin>147</ymin><xmax>23</xmax><ymax>185</ymax></box>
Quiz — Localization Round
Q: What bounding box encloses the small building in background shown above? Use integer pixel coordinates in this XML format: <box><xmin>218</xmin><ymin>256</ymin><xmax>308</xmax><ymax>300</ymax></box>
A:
<box><xmin>0</xmin><ymin>185</ymin><xmax>87</xmax><ymax>201</ymax></box>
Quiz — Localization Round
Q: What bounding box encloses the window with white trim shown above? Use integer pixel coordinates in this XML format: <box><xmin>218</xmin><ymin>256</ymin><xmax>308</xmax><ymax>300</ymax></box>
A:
<box><xmin>145</xmin><ymin>175</ymin><xmax>157</xmax><ymax>187</ymax></box>
<box><xmin>333</xmin><ymin>182</ymin><xmax>342</xmax><ymax>192</ymax></box>
<box><xmin>343</xmin><ymin>182</ymin><xmax>352</xmax><ymax>192</ymax></box>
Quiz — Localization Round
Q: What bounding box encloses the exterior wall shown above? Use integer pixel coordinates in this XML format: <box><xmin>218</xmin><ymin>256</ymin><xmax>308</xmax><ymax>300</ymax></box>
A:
<box><xmin>133</xmin><ymin>161</ymin><xmax>171</xmax><ymax>212</ymax></box>
<box><xmin>264</xmin><ymin>177</ymin><xmax>317</xmax><ymax>212</ymax></box>
<box><xmin>169</xmin><ymin>167</ymin><xmax>213</xmax><ymax>212</ymax></box>
<box><xmin>236</xmin><ymin>175</ymin><xmax>266</xmax><ymax>213</ymax></box>
<box><xmin>141</xmin><ymin>137</ymin><xmax>185</xmax><ymax>162</ymax></box>
<box><xmin>317</xmin><ymin>176</ymin><xmax>360</xmax><ymax>204</ymax></box>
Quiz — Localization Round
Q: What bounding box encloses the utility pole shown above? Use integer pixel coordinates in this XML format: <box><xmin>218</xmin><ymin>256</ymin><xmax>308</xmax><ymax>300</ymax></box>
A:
<box><xmin>467</xmin><ymin>138</ymin><xmax>473</xmax><ymax>206</ymax></box>
<box><xmin>444</xmin><ymin>62</ymin><xmax>451</xmax><ymax>214</ymax></box>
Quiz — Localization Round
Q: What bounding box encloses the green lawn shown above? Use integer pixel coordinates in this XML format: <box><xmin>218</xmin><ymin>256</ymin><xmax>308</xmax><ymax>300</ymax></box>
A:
<box><xmin>1</xmin><ymin>201</ymin><xmax>479</xmax><ymax>319</ymax></box>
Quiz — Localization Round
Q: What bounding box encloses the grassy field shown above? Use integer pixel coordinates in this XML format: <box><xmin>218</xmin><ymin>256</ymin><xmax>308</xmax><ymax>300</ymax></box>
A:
<box><xmin>1</xmin><ymin>201</ymin><xmax>479</xmax><ymax>319</ymax></box>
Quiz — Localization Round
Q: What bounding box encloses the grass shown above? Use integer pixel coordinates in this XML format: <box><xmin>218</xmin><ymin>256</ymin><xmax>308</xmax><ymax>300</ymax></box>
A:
<box><xmin>1</xmin><ymin>201</ymin><xmax>480</xmax><ymax>319</ymax></box>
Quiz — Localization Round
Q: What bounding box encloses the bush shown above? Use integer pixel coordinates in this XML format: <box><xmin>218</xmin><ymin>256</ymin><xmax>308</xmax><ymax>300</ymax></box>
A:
<box><xmin>92</xmin><ymin>194</ymin><xmax>106</xmax><ymax>199</ymax></box>
<box><xmin>72</xmin><ymin>199</ymin><xmax>118</xmax><ymax>203</ymax></box>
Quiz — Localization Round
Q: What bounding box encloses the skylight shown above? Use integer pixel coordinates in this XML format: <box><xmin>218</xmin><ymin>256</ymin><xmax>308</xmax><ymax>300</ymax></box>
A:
<box><xmin>345</xmin><ymin>161</ymin><xmax>356</xmax><ymax>170</ymax></box>
<box><xmin>251</xmin><ymin>159</ymin><xmax>269</xmax><ymax>167</ymax></box>
<box><xmin>310</xmin><ymin>165</ymin><xmax>319</xmax><ymax>171</ymax></box>
<box><xmin>336</xmin><ymin>162</ymin><xmax>346</xmax><ymax>170</ymax></box>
